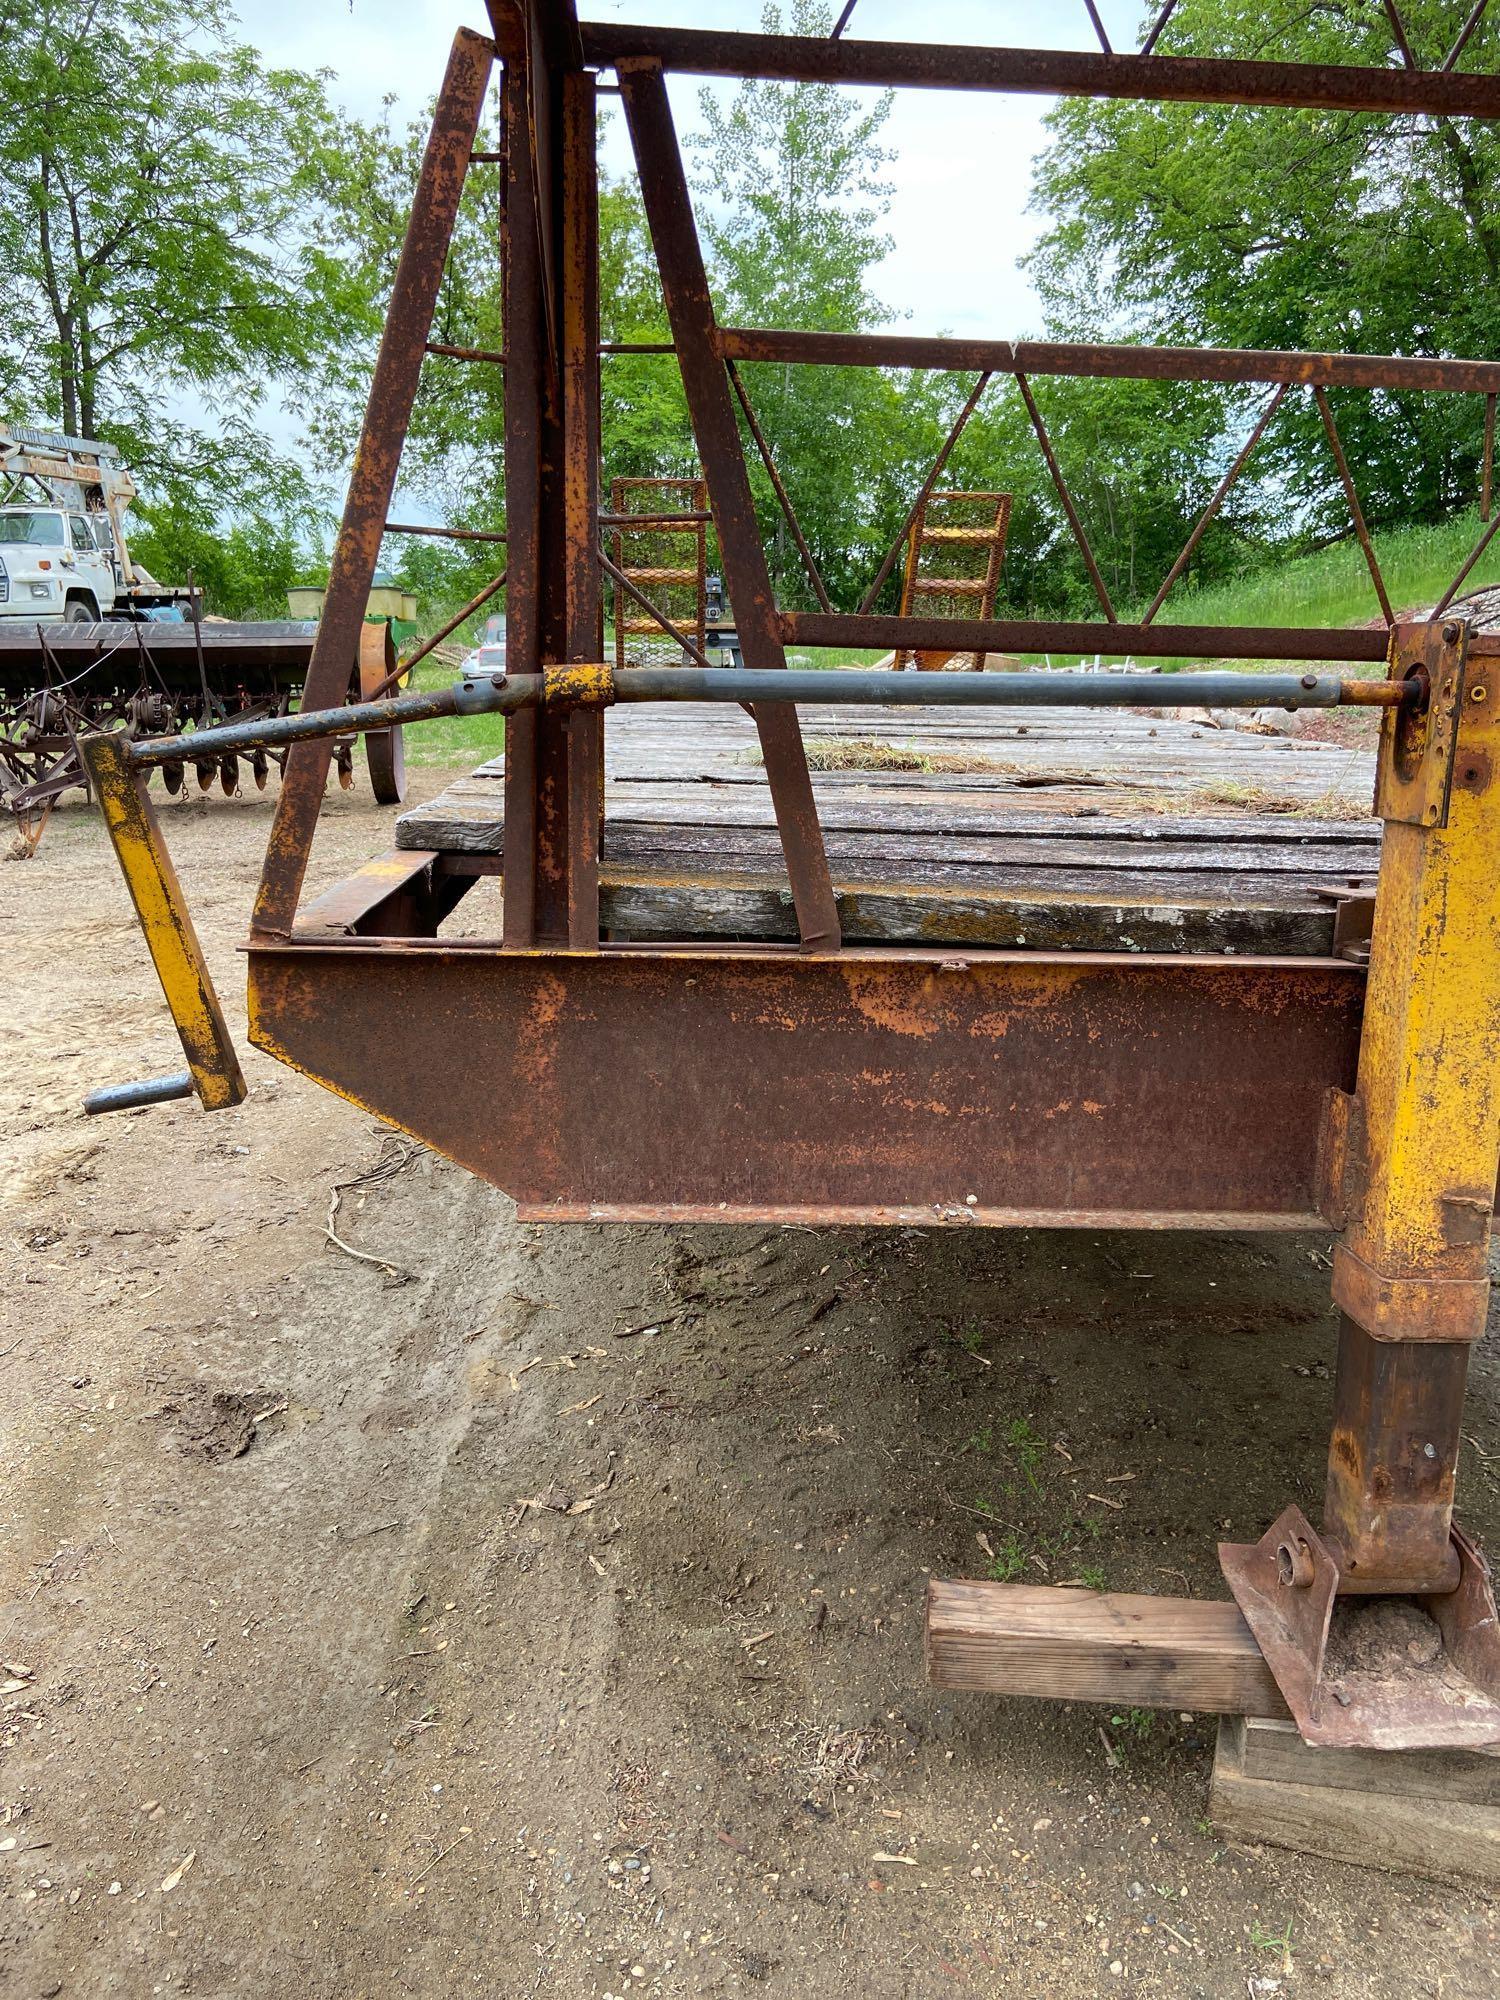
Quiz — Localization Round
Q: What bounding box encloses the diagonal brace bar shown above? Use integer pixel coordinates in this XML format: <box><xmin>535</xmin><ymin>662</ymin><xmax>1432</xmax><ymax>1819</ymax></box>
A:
<box><xmin>1312</xmin><ymin>385</ymin><xmax>1393</xmax><ymax>625</ymax></box>
<box><xmin>1143</xmin><ymin>383</ymin><xmax>1288</xmax><ymax>624</ymax></box>
<box><xmin>726</xmin><ymin>359</ymin><xmax>835</xmax><ymax>613</ymax></box>
<box><xmin>619</xmin><ymin>57</ymin><xmax>839</xmax><ymax>949</ymax></box>
<box><xmin>252</xmin><ymin>27</ymin><xmax>494</xmax><ymax>939</ymax></box>
<box><xmin>1015</xmin><ymin>373</ymin><xmax>1117</xmax><ymax>622</ymax></box>
<box><xmin>81</xmin><ymin>731</ymin><xmax>247</xmax><ymax>1113</ymax></box>
<box><xmin>859</xmin><ymin>373</ymin><xmax>993</xmax><ymax>617</ymax></box>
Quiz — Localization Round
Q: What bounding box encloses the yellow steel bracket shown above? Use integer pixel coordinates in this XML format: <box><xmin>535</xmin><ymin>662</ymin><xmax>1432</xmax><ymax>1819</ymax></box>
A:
<box><xmin>1328</xmin><ymin>616</ymin><xmax>1500</xmax><ymax>1340</ymax></box>
<box><xmin>80</xmin><ymin>731</ymin><xmax>247</xmax><ymax>1112</ymax></box>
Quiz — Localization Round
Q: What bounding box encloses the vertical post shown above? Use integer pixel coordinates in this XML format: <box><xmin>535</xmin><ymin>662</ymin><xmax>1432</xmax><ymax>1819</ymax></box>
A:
<box><xmin>1324</xmin><ymin>620</ymin><xmax>1500</xmax><ymax>1588</ymax></box>
<box><xmin>618</xmin><ymin>58</ymin><xmax>840</xmax><ymax>950</ymax></box>
<box><xmin>562</xmin><ymin>70</ymin><xmax>602</xmax><ymax>948</ymax></box>
<box><xmin>500</xmin><ymin>26</ymin><xmax>584</xmax><ymax>947</ymax></box>
<box><xmin>252</xmin><ymin>28</ymin><xmax>494</xmax><ymax>938</ymax></box>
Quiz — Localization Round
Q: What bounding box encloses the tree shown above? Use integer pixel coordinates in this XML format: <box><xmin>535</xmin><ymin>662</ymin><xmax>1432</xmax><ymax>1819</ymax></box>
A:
<box><xmin>1028</xmin><ymin>0</ymin><xmax>1500</xmax><ymax>566</ymax></box>
<box><xmin>687</xmin><ymin>0</ymin><xmax>911</xmax><ymax>607</ymax></box>
<box><xmin>0</xmin><ymin>0</ymin><xmax>354</xmax><ymax>602</ymax></box>
<box><xmin>307</xmin><ymin>88</ymin><xmax>506</xmax><ymax>610</ymax></box>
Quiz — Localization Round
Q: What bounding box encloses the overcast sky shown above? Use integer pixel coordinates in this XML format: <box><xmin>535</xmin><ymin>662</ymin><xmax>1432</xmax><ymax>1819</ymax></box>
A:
<box><xmin>236</xmin><ymin>0</ymin><xmax>1153</xmax><ymax>338</ymax></box>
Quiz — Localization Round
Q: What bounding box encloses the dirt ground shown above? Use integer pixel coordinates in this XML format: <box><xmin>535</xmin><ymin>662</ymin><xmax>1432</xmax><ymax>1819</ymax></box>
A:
<box><xmin>3</xmin><ymin>777</ymin><xmax>1498</xmax><ymax>2000</ymax></box>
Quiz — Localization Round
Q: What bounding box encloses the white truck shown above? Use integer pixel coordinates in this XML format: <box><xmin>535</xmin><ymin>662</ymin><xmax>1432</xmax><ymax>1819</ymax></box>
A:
<box><xmin>0</xmin><ymin>425</ymin><xmax>193</xmax><ymax>624</ymax></box>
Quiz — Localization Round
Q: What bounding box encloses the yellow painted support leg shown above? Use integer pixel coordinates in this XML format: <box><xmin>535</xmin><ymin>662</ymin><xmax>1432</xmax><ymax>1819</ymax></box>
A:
<box><xmin>1324</xmin><ymin>618</ymin><xmax>1500</xmax><ymax>1586</ymax></box>
<box><xmin>80</xmin><ymin>732</ymin><xmax>247</xmax><ymax>1112</ymax></box>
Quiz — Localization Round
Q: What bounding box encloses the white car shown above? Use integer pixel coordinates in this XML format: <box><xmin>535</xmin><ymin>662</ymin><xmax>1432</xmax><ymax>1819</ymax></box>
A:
<box><xmin>460</xmin><ymin>612</ymin><xmax>507</xmax><ymax>677</ymax></box>
<box><xmin>0</xmin><ymin>506</ymin><xmax>119</xmax><ymax>622</ymax></box>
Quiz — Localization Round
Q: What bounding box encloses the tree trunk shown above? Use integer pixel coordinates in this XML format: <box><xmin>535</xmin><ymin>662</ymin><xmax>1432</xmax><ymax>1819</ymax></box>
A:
<box><xmin>35</xmin><ymin>156</ymin><xmax>79</xmax><ymax>433</ymax></box>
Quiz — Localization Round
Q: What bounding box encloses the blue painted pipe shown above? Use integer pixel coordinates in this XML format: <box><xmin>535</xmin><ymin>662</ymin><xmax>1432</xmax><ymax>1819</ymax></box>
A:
<box><xmin>84</xmin><ymin>1070</ymin><xmax>195</xmax><ymax>1115</ymax></box>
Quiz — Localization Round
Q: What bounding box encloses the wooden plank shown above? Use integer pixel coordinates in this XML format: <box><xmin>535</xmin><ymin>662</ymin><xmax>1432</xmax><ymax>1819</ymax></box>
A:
<box><xmin>399</xmin><ymin>787</ymin><xmax>1382</xmax><ymax>853</ymax></box>
<box><xmin>1236</xmin><ymin>1715</ymin><xmax>1500</xmax><ymax>1805</ymax></box>
<box><xmin>407</xmin><ymin>810</ymin><xmax>1377</xmax><ymax>889</ymax></box>
<box><xmin>598</xmin><ymin>877</ymin><xmax>1335</xmax><ymax>954</ymax></box>
<box><xmin>1212</xmin><ymin>1718</ymin><xmax>1500</xmax><ymax>1886</ymax></box>
<box><xmin>924</xmin><ymin>1579</ymin><xmax>1290</xmax><ymax>1717</ymax></box>
<box><xmin>410</xmin><ymin>773</ymin><xmax>1378</xmax><ymax>847</ymax></box>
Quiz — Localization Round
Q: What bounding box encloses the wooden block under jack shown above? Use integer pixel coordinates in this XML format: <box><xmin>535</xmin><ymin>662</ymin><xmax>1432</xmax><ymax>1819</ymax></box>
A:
<box><xmin>1212</xmin><ymin>1716</ymin><xmax>1500</xmax><ymax>1887</ymax></box>
<box><xmin>925</xmin><ymin>1580</ymin><xmax>1290</xmax><ymax>1716</ymax></box>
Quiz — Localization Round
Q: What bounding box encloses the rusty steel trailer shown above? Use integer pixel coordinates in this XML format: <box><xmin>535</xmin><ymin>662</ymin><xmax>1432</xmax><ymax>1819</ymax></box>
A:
<box><xmin>76</xmin><ymin>2</ymin><xmax>1500</xmax><ymax>1841</ymax></box>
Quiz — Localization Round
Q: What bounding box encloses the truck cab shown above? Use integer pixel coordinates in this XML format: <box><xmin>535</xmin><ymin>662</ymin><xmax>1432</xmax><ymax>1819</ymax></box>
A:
<box><xmin>0</xmin><ymin>505</ymin><xmax>119</xmax><ymax>622</ymax></box>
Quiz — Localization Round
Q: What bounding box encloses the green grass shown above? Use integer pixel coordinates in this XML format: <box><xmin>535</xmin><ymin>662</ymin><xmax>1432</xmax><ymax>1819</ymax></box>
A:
<box><xmin>402</xmin><ymin>649</ymin><xmax>508</xmax><ymax>769</ymax></box>
<box><xmin>1142</xmin><ymin>513</ymin><xmax>1499</xmax><ymax>670</ymax></box>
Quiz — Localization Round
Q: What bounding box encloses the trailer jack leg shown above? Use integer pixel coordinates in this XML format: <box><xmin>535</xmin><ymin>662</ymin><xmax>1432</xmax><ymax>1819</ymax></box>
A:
<box><xmin>1223</xmin><ymin>618</ymin><xmax>1500</xmax><ymax>1749</ymax></box>
<box><xmin>80</xmin><ymin>730</ymin><xmax>246</xmax><ymax>1113</ymax></box>
<box><xmin>924</xmin><ymin>619</ymin><xmax>1500</xmax><ymax>1770</ymax></box>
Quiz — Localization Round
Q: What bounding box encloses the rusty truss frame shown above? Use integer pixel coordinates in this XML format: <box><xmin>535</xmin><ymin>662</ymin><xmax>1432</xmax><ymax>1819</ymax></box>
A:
<box><xmin>80</xmin><ymin>2</ymin><xmax>1500</xmax><ymax>1769</ymax></box>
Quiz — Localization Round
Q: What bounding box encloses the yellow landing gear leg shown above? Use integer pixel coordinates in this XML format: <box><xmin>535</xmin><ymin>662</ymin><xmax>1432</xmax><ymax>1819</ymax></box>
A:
<box><xmin>81</xmin><ymin>731</ymin><xmax>246</xmax><ymax>1114</ymax></box>
<box><xmin>1223</xmin><ymin>617</ymin><xmax>1500</xmax><ymax>1748</ymax></box>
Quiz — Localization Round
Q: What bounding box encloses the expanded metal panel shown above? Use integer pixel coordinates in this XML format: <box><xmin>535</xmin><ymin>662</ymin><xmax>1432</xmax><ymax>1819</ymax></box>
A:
<box><xmin>897</xmin><ymin>490</ymin><xmax>1011</xmax><ymax>669</ymax></box>
<box><xmin>610</xmin><ymin>475</ymin><xmax>708</xmax><ymax>671</ymax></box>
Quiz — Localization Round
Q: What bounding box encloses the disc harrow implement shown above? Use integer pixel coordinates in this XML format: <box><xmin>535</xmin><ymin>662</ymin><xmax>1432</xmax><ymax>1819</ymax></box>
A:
<box><xmin>0</xmin><ymin>618</ymin><xmax>407</xmax><ymax>838</ymax></box>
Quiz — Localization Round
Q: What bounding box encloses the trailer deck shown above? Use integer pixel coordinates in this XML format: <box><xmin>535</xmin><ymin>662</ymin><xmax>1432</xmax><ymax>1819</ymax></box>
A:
<box><xmin>76</xmin><ymin>1</ymin><xmax>1500</xmax><ymax>1845</ymax></box>
<box><xmin>397</xmin><ymin>699</ymin><xmax>1381</xmax><ymax>955</ymax></box>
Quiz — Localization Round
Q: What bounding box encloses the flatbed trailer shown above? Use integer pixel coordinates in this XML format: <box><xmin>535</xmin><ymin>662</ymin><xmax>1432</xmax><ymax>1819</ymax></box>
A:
<box><xmin>76</xmin><ymin>3</ymin><xmax>1500</xmax><ymax>1873</ymax></box>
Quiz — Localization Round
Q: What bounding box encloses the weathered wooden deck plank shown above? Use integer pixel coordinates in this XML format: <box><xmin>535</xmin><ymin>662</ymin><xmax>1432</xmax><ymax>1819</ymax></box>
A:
<box><xmin>397</xmin><ymin>699</ymin><xmax>1380</xmax><ymax>951</ymax></box>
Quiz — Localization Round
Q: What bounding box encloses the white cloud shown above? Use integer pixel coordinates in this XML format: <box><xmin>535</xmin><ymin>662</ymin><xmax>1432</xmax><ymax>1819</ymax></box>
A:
<box><xmin>235</xmin><ymin>0</ymin><xmax>1151</xmax><ymax>336</ymax></box>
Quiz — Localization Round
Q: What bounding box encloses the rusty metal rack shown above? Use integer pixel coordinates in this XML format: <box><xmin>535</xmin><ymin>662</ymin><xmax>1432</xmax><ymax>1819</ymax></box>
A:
<box><xmin>609</xmin><ymin>474</ymin><xmax>708</xmax><ymax>670</ymax></box>
<box><xmin>81</xmin><ymin>3</ymin><xmax>1500</xmax><ymax>1787</ymax></box>
<box><xmin>896</xmin><ymin>489</ymin><xmax>1011</xmax><ymax>669</ymax></box>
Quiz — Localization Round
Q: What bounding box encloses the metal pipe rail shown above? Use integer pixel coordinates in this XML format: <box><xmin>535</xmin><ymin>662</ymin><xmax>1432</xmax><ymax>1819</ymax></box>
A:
<box><xmin>115</xmin><ymin>663</ymin><xmax>1411</xmax><ymax>771</ymax></box>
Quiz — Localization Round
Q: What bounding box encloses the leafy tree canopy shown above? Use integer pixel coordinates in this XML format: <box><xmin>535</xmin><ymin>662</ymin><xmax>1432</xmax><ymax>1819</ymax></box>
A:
<box><xmin>0</xmin><ymin>0</ymin><xmax>359</xmax><ymax>607</ymax></box>
<box><xmin>1029</xmin><ymin>0</ymin><xmax>1500</xmax><ymax>566</ymax></box>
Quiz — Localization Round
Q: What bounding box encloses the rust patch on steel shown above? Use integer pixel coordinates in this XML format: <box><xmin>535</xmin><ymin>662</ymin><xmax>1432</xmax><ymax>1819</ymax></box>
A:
<box><xmin>1331</xmin><ymin>1243</ymin><xmax>1492</xmax><ymax>1344</ymax></box>
<box><xmin>247</xmin><ymin>944</ymin><xmax>1363</xmax><ymax>1225</ymax></box>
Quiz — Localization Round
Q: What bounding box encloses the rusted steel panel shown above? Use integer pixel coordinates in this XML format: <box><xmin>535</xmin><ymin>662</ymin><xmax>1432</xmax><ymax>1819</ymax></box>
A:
<box><xmin>247</xmin><ymin>944</ymin><xmax>1364</xmax><ymax>1226</ymax></box>
<box><xmin>252</xmin><ymin>27</ymin><xmax>494</xmax><ymax>938</ymax></box>
<box><xmin>580</xmin><ymin>25</ymin><xmax>1500</xmax><ymax>118</ymax></box>
<box><xmin>619</xmin><ymin>59</ymin><xmax>841</xmax><ymax>950</ymax></box>
<box><xmin>717</xmin><ymin>328</ymin><xmax>1500</xmax><ymax>395</ymax></box>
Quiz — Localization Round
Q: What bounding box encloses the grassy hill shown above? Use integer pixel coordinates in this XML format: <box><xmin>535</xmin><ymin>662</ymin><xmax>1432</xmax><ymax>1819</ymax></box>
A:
<box><xmin>1148</xmin><ymin>514</ymin><xmax>1497</xmax><ymax>659</ymax></box>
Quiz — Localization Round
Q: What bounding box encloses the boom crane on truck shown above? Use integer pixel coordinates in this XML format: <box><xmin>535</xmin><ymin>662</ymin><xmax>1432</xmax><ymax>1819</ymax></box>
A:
<box><xmin>0</xmin><ymin>424</ymin><xmax>194</xmax><ymax>625</ymax></box>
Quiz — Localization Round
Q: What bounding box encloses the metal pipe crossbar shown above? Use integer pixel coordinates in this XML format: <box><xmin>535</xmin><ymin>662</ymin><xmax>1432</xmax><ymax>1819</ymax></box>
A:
<box><xmin>116</xmin><ymin>663</ymin><xmax>1410</xmax><ymax>772</ymax></box>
